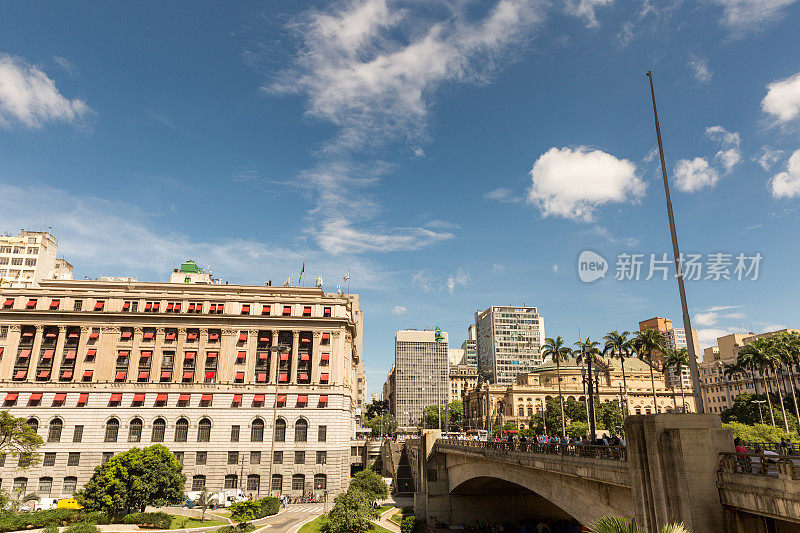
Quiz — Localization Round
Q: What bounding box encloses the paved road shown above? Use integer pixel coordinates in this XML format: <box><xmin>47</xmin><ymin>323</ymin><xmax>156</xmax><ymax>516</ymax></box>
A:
<box><xmin>253</xmin><ymin>504</ymin><xmax>325</xmax><ymax>533</ymax></box>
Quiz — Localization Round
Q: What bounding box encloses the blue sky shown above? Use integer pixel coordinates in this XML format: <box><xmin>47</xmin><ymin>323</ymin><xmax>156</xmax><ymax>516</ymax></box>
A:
<box><xmin>1</xmin><ymin>0</ymin><xmax>800</xmax><ymax>395</ymax></box>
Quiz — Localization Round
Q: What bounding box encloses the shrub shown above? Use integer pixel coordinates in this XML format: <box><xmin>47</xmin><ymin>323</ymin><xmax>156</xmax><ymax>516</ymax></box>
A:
<box><xmin>64</xmin><ymin>523</ymin><xmax>100</xmax><ymax>533</ymax></box>
<box><xmin>724</xmin><ymin>422</ymin><xmax>800</xmax><ymax>444</ymax></box>
<box><xmin>229</xmin><ymin>501</ymin><xmax>262</xmax><ymax>522</ymax></box>
<box><xmin>42</xmin><ymin>525</ymin><xmax>60</xmax><ymax>533</ymax></box>
<box><xmin>0</xmin><ymin>509</ymin><xmax>116</xmax><ymax>532</ymax></box>
<box><xmin>348</xmin><ymin>469</ymin><xmax>388</xmax><ymax>501</ymax></box>
<box><xmin>121</xmin><ymin>512</ymin><xmax>171</xmax><ymax>529</ymax></box>
<box><xmin>401</xmin><ymin>516</ymin><xmax>418</xmax><ymax>533</ymax></box>
<box><xmin>218</xmin><ymin>523</ymin><xmax>254</xmax><ymax>533</ymax></box>
<box><xmin>258</xmin><ymin>497</ymin><xmax>280</xmax><ymax>517</ymax></box>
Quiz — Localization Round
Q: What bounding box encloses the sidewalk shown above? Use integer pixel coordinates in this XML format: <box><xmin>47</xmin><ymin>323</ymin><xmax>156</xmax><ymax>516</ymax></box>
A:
<box><xmin>373</xmin><ymin>506</ymin><xmax>401</xmax><ymax>533</ymax></box>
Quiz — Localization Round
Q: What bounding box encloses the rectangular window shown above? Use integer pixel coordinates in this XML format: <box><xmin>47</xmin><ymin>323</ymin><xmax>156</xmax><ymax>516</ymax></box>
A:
<box><xmin>73</xmin><ymin>425</ymin><xmax>83</xmax><ymax>443</ymax></box>
<box><xmin>271</xmin><ymin>475</ymin><xmax>282</xmax><ymax>492</ymax></box>
<box><xmin>174</xmin><ymin>452</ymin><xmax>184</xmax><ymax>465</ymax></box>
<box><xmin>316</xmin><ymin>451</ymin><xmax>327</xmax><ymax>465</ymax></box>
<box><xmin>63</xmin><ymin>477</ymin><xmax>77</xmax><ymax>495</ymax></box>
<box><xmin>247</xmin><ymin>475</ymin><xmax>260</xmax><ymax>491</ymax></box>
<box><xmin>67</xmin><ymin>452</ymin><xmax>80</xmax><ymax>466</ymax></box>
<box><xmin>294</xmin><ymin>451</ymin><xmax>305</xmax><ymax>465</ymax></box>
<box><xmin>228</xmin><ymin>451</ymin><xmax>239</xmax><ymax>465</ymax></box>
<box><xmin>318</xmin><ymin>425</ymin><xmax>327</xmax><ymax>442</ymax></box>
<box><xmin>224</xmin><ymin>475</ymin><xmax>238</xmax><ymax>489</ymax></box>
<box><xmin>73</xmin><ymin>300</ymin><xmax>83</xmax><ymax>311</ymax></box>
<box><xmin>102</xmin><ymin>452</ymin><xmax>113</xmax><ymax>464</ymax></box>
<box><xmin>231</xmin><ymin>425</ymin><xmax>240</xmax><ymax>442</ymax></box>
<box><xmin>196</xmin><ymin>451</ymin><xmax>207</xmax><ymax>465</ymax></box>
<box><xmin>273</xmin><ymin>451</ymin><xmax>283</xmax><ymax>464</ymax></box>
<box><xmin>43</xmin><ymin>453</ymin><xmax>56</xmax><ymax>467</ymax></box>
<box><xmin>250</xmin><ymin>451</ymin><xmax>261</xmax><ymax>465</ymax></box>
<box><xmin>192</xmin><ymin>476</ymin><xmax>206</xmax><ymax>491</ymax></box>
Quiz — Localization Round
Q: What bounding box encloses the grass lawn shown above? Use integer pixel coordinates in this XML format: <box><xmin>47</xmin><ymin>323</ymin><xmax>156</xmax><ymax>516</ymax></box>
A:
<box><xmin>297</xmin><ymin>516</ymin><xmax>394</xmax><ymax>533</ymax></box>
<box><xmin>169</xmin><ymin>515</ymin><xmax>228</xmax><ymax>529</ymax></box>
<box><xmin>389</xmin><ymin>512</ymin><xmax>403</xmax><ymax>525</ymax></box>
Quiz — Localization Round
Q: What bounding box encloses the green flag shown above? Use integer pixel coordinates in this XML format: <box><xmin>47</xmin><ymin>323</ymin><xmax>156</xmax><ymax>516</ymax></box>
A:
<box><xmin>435</xmin><ymin>325</ymin><xmax>444</xmax><ymax>343</ymax></box>
<box><xmin>299</xmin><ymin>262</ymin><xmax>305</xmax><ymax>284</ymax></box>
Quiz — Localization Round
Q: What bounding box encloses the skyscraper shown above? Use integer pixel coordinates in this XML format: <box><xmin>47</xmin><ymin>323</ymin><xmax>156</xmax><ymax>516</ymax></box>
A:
<box><xmin>461</xmin><ymin>324</ymin><xmax>478</xmax><ymax>367</ymax></box>
<box><xmin>394</xmin><ymin>329</ymin><xmax>449</xmax><ymax>427</ymax></box>
<box><xmin>475</xmin><ymin>306</ymin><xmax>544</xmax><ymax>386</ymax></box>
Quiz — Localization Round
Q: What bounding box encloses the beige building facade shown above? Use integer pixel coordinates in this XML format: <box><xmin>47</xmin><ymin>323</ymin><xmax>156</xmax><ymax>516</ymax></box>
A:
<box><xmin>0</xmin><ymin>263</ymin><xmax>364</xmax><ymax>498</ymax></box>
<box><xmin>639</xmin><ymin>317</ymin><xmax>700</xmax><ymax>390</ymax></box>
<box><xmin>0</xmin><ymin>231</ymin><xmax>73</xmax><ymax>289</ymax></box>
<box><xmin>448</xmin><ymin>364</ymin><xmax>478</xmax><ymax>404</ymax></box>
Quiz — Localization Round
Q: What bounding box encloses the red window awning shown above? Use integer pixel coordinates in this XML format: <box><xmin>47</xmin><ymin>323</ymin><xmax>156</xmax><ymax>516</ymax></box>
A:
<box><xmin>280</xmin><ymin>353</ymin><xmax>289</xmax><ymax>361</ymax></box>
<box><xmin>279</xmin><ymin>373</ymin><xmax>288</xmax><ymax>382</ymax></box>
<box><xmin>0</xmin><ymin>347</ymin><xmax>3</xmax><ymax>356</ymax></box>
<box><xmin>37</xmin><ymin>370</ymin><xmax>50</xmax><ymax>379</ymax></box>
<box><xmin>122</xmin><ymin>301</ymin><xmax>130</xmax><ymax>310</ymax></box>
<box><xmin>140</xmin><ymin>351</ymin><xmax>152</xmax><ymax>358</ymax></box>
<box><xmin>110</xmin><ymin>393</ymin><xmax>122</xmax><ymax>402</ymax></box>
<box><xmin>61</xmin><ymin>370</ymin><xmax>73</xmax><ymax>380</ymax></box>
<box><xmin>320</xmin><ymin>373</ymin><xmax>330</xmax><ymax>382</ymax></box>
<box><xmin>235</xmin><ymin>371</ymin><xmax>245</xmax><ymax>381</ymax></box>
<box><xmin>205</xmin><ymin>371</ymin><xmax>216</xmax><ymax>380</ymax></box>
<box><xmin>145</xmin><ymin>302</ymin><xmax>152</xmax><ymax>311</ymax></box>
<box><xmin>5</xmin><ymin>392</ymin><xmax>18</xmax><ymax>402</ymax></box>
<box><xmin>187</xmin><ymin>332</ymin><xmax>198</xmax><ymax>341</ymax></box>
<box><xmin>209</xmin><ymin>332</ymin><xmax>219</xmax><ymax>341</ymax></box>
<box><xmin>152</xmin><ymin>302</ymin><xmax>160</xmax><ymax>310</ymax></box>
<box><xmin>262</xmin><ymin>305</ymin><xmax>270</xmax><ymax>315</ymax></box>
<box><xmin>178</xmin><ymin>394</ymin><xmax>190</xmax><ymax>402</ymax></box>
<box><xmin>214</xmin><ymin>303</ymin><xmax>223</xmax><ymax>313</ymax></box>
<box><xmin>22</xmin><ymin>331</ymin><xmax>33</xmax><ymax>338</ymax></box>
<box><xmin>19</xmin><ymin>349</ymin><xmax>31</xmax><ymax>358</ymax></box>
<box><xmin>277</xmin><ymin>394</ymin><xmax>287</xmax><ymax>404</ymax></box>
<box><xmin>86</xmin><ymin>349</ymin><xmax>97</xmax><ymax>356</ymax></box>
<box><xmin>297</xmin><ymin>395</ymin><xmax>308</xmax><ymax>403</ymax></box>
<box><xmin>300</xmin><ymin>353</ymin><xmax>310</xmax><ymax>361</ymax></box>
<box><xmin>166</xmin><ymin>302</ymin><xmax>174</xmax><ymax>311</ymax></box>
<box><xmin>68</xmin><ymin>331</ymin><xmax>79</xmax><ymax>338</ymax></box>
<box><xmin>318</xmin><ymin>395</ymin><xmax>328</xmax><ymax>404</ymax></box>
<box><xmin>322</xmin><ymin>333</ymin><xmax>331</xmax><ymax>342</ymax></box>
<box><xmin>3</xmin><ymin>298</ymin><xmax>14</xmax><ymax>307</ymax></box>
<box><xmin>253</xmin><ymin>394</ymin><xmax>265</xmax><ymax>403</ymax></box>
<box><xmin>42</xmin><ymin>349</ymin><xmax>54</xmax><ymax>359</ymax></box>
<box><xmin>161</xmin><ymin>371</ymin><xmax>172</xmax><ymax>379</ymax></box>
<box><xmin>206</xmin><ymin>351</ymin><xmax>217</xmax><ymax>359</ymax></box>
<box><xmin>321</xmin><ymin>353</ymin><xmax>330</xmax><ymax>362</ymax></box>
<box><xmin>82</xmin><ymin>370</ymin><xmax>93</xmax><ymax>379</ymax></box>
<box><xmin>118</xmin><ymin>350</ymin><xmax>130</xmax><ymax>357</ymax></box>
<box><xmin>45</xmin><ymin>331</ymin><xmax>56</xmax><ymax>338</ymax></box>
<box><xmin>166</xmin><ymin>331</ymin><xmax>176</xmax><ymax>340</ymax></box>
<box><xmin>26</xmin><ymin>299</ymin><xmax>37</xmax><ymax>308</ymax></box>
<box><xmin>241</xmin><ymin>305</ymin><xmax>250</xmax><ymax>313</ymax></box>
<box><xmin>54</xmin><ymin>393</ymin><xmax>67</xmax><ymax>402</ymax></box>
<box><xmin>184</xmin><ymin>351</ymin><xmax>196</xmax><ymax>360</ymax></box>
<box><xmin>259</xmin><ymin>335</ymin><xmax>270</xmax><ymax>342</ymax></box>
<box><xmin>258</xmin><ymin>352</ymin><xmax>269</xmax><ymax>360</ymax></box>
<box><xmin>133</xmin><ymin>393</ymin><xmax>145</xmax><ymax>402</ymax></box>
<box><xmin>183</xmin><ymin>371</ymin><xmax>194</xmax><ymax>380</ymax></box>
<box><xmin>257</xmin><ymin>373</ymin><xmax>267</xmax><ymax>383</ymax></box>
<box><xmin>14</xmin><ymin>370</ymin><xmax>27</xmax><ymax>379</ymax></box>
<box><xmin>29</xmin><ymin>392</ymin><xmax>43</xmax><ymax>401</ymax></box>
<box><xmin>201</xmin><ymin>394</ymin><xmax>212</xmax><ymax>402</ymax></box>
<box><xmin>65</xmin><ymin>350</ymin><xmax>76</xmax><ymax>360</ymax></box>
<box><xmin>283</xmin><ymin>305</ymin><xmax>292</xmax><ymax>315</ymax></box>
<box><xmin>156</xmin><ymin>393</ymin><xmax>168</xmax><ymax>402</ymax></box>
<box><xmin>299</xmin><ymin>373</ymin><xmax>309</xmax><ymax>381</ymax></box>
<box><xmin>50</xmin><ymin>300</ymin><xmax>60</xmax><ymax>309</ymax></box>
<box><xmin>237</xmin><ymin>351</ymin><xmax>247</xmax><ymax>360</ymax></box>
<box><xmin>78</xmin><ymin>393</ymin><xmax>89</xmax><ymax>405</ymax></box>
<box><xmin>188</xmin><ymin>303</ymin><xmax>196</xmax><ymax>312</ymax></box>
<box><xmin>89</xmin><ymin>332</ymin><xmax>99</xmax><ymax>340</ymax></box>
<box><xmin>232</xmin><ymin>394</ymin><xmax>243</xmax><ymax>404</ymax></box>
<box><xmin>138</xmin><ymin>371</ymin><xmax>149</xmax><ymax>380</ymax></box>
<box><xmin>115</xmin><ymin>371</ymin><xmax>127</xmax><ymax>380</ymax></box>
<box><xmin>143</xmin><ymin>331</ymin><xmax>154</xmax><ymax>340</ymax></box>
<box><xmin>301</xmin><ymin>336</ymin><xmax>310</xmax><ymax>343</ymax></box>
<box><xmin>94</xmin><ymin>301</ymin><xmax>104</xmax><ymax>310</ymax></box>
<box><xmin>121</xmin><ymin>331</ymin><xmax>132</xmax><ymax>339</ymax></box>
<box><xmin>238</xmin><ymin>333</ymin><xmax>248</xmax><ymax>342</ymax></box>
<box><xmin>303</xmin><ymin>307</ymin><xmax>312</xmax><ymax>316</ymax></box>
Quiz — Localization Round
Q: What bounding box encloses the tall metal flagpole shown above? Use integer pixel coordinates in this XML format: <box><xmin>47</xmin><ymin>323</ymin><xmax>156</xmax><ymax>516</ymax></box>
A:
<box><xmin>646</xmin><ymin>71</ymin><xmax>704</xmax><ymax>414</ymax></box>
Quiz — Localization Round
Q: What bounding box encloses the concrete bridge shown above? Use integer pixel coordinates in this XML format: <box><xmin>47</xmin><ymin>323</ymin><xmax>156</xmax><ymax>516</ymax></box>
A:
<box><xmin>406</xmin><ymin>415</ymin><xmax>800</xmax><ymax>532</ymax></box>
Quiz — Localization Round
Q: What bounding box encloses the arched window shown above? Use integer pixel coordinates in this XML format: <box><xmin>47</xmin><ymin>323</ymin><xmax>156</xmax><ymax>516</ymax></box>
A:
<box><xmin>294</xmin><ymin>419</ymin><xmax>308</xmax><ymax>442</ymax></box>
<box><xmin>47</xmin><ymin>418</ymin><xmax>63</xmax><ymax>443</ymax></box>
<box><xmin>251</xmin><ymin>419</ymin><xmax>264</xmax><ymax>442</ymax></box>
<box><xmin>104</xmin><ymin>419</ymin><xmax>119</xmax><ymax>442</ymax></box>
<box><xmin>198</xmin><ymin>418</ymin><xmax>211</xmax><ymax>442</ymax></box>
<box><xmin>274</xmin><ymin>418</ymin><xmax>286</xmax><ymax>442</ymax></box>
<box><xmin>152</xmin><ymin>418</ymin><xmax>166</xmax><ymax>442</ymax></box>
<box><xmin>271</xmin><ymin>474</ymin><xmax>282</xmax><ymax>492</ymax></box>
<box><xmin>314</xmin><ymin>474</ymin><xmax>327</xmax><ymax>490</ymax></box>
<box><xmin>291</xmin><ymin>474</ymin><xmax>305</xmax><ymax>491</ymax></box>
<box><xmin>224</xmin><ymin>474</ymin><xmax>238</xmax><ymax>489</ymax></box>
<box><xmin>38</xmin><ymin>477</ymin><xmax>53</xmax><ymax>496</ymax></box>
<box><xmin>128</xmin><ymin>418</ymin><xmax>143</xmax><ymax>443</ymax></box>
<box><xmin>247</xmin><ymin>474</ymin><xmax>260</xmax><ymax>492</ymax></box>
<box><xmin>191</xmin><ymin>475</ymin><xmax>206</xmax><ymax>491</ymax></box>
<box><xmin>13</xmin><ymin>477</ymin><xmax>27</xmax><ymax>493</ymax></box>
<box><xmin>63</xmin><ymin>476</ymin><xmax>77</xmax><ymax>494</ymax></box>
<box><xmin>175</xmin><ymin>418</ymin><xmax>189</xmax><ymax>442</ymax></box>
<box><xmin>26</xmin><ymin>418</ymin><xmax>38</xmax><ymax>434</ymax></box>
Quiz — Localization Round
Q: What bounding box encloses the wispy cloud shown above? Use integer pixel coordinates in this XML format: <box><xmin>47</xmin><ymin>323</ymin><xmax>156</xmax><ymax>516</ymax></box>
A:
<box><xmin>392</xmin><ymin>305</ymin><xmax>407</xmax><ymax>315</ymax></box>
<box><xmin>446</xmin><ymin>268</ymin><xmax>469</xmax><ymax>293</ymax></box>
<box><xmin>709</xmin><ymin>0</ymin><xmax>799</xmax><ymax>35</ymax></box>
<box><xmin>0</xmin><ymin>53</ymin><xmax>93</xmax><ymax>129</ymax></box>
<box><xmin>485</xmin><ymin>187</ymin><xmax>522</xmax><ymax>203</ymax></box>
<box><xmin>688</xmin><ymin>55</ymin><xmax>712</xmax><ymax>84</ymax></box>
<box><xmin>755</xmin><ymin>146</ymin><xmax>784</xmax><ymax>170</ymax></box>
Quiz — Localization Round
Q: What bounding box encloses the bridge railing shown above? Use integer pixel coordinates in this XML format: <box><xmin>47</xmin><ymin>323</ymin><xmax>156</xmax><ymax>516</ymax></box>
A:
<box><xmin>437</xmin><ymin>438</ymin><xmax>628</xmax><ymax>462</ymax></box>
<box><xmin>719</xmin><ymin>451</ymin><xmax>800</xmax><ymax>479</ymax></box>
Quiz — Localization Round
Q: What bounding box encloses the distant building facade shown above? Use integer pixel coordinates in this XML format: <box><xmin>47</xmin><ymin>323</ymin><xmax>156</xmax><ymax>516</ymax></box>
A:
<box><xmin>461</xmin><ymin>324</ymin><xmax>478</xmax><ymax>367</ymax></box>
<box><xmin>449</xmin><ymin>364</ymin><xmax>478</xmax><ymax>404</ymax></box>
<box><xmin>639</xmin><ymin>317</ymin><xmax>700</xmax><ymax>390</ymax></box>
<box><xmin>393</xmin><ymin>329</ymin><xmax>448</xmax><ymax>427</ymax></box>
<box><xmin>475</xmin><ymin>306</ymin><xmax>544</xmax><ymax>386</ymax></box>
<box><xmin>0</xmin><ymin>231</ymin><xmax>73</xmax><ymax>289</ymax></box>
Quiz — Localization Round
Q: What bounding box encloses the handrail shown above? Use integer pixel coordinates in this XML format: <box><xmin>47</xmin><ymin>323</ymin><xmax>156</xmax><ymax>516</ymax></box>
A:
<box><xmin>437</xmin><ymin>438</ymin><xmax>628</xmax><ymax>462</ymax></box>
<box><xmin>719</xmin><ymin>451</ymin><xmax>800</xmax><ymax>478</ymax></box>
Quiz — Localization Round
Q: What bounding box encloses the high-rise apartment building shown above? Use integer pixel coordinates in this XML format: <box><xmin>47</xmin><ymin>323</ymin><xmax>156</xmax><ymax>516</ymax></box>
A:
<box><xmin>461</xmin><ymin>324</ymin><xmax>477</xmax><ymax>367</ymax></box>
<box><xmin>639</xmin><ymin>317</ymin><xmax>700</xmax><ymax>390</ymax></box>
<box><xmin>0</xmin><ymin>231</ymin><xmax>73</xmax><ymax>288</ymax></box>
<box><xmin>0</xmin><ymin>261</ymin><xmax>364</xmax><ymax>498</ymax></box>
<box><xmin>475</xmin><ymin>306</ymin><xmax>544</xmax><ymax>386</ymax></box>
<box><xmin>393</xmin><ymin>329</ymin><xmax>448</xmax><ymax>427</ymax></box>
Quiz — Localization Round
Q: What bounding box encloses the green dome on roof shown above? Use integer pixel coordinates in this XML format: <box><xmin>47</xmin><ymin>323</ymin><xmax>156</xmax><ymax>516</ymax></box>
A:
<box><xmin>180</xmin><ymin>260</ymin><xmax>200</xmax><ymax>273</ymax></box>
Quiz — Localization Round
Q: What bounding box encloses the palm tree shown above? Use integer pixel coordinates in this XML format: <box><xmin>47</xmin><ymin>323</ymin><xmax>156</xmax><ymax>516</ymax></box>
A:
<box><xmin>5</xmin><ymin>489</ymin><xmax>39</xmax><ymax>512</ymax></box>
<box><xmin>774</xmin><ymin>332</ymin><xmax>800</xmax><ymax>428</ymax></box>
<box><xmin>194</xmin><ymin>488</ymin><xmax>217</xmax><ymax>522</ymax></box>
<box><xmin>589</xmin><ymin>516</ymin><xmax>689</xmax><ymax>533</ymax></box>
<box><xmin>723</xmin><ymin>361</ymin><xmax>745</xmax><ymax>406</ymax></box>
<box><xmin>604</xmin><ymin>331</ymin><xmax>633</xmax><ymax>417</ymax></box>
<box><xmin>738</xmin><ymin>339</ymin><xmax>776</xmax><ymax>426</ymax></box>
<box><xmin>575</xmin><ymin>337</ymin><xmax>602</xmax><ymax>438</ymax></box>
<box><xmin>542</xmin><ymin>336</ymin><xmax>572</xmax><ymax>437</ymax></box>
<box><xmin>633</xmin><ymin>329</ymin><xmax>665</xmax><ymax>412</ymax></box>
<box><xmin>664</xmin><ymin>348</ymin><xmax>689</xmax><ymax>413</ymax></box>
<box><xmin>763</xmin><ymin>338</ymin><xmax>790</xmax><ymax>433</ymax></box>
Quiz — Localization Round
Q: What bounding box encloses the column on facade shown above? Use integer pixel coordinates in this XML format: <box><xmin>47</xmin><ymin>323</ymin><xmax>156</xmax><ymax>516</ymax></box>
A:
<box><xmin>290</xmin><ymin>331</ymin><xmax>299</xmax><ymax>383</ymax></box>
<box><xmin>311</xmin><ymin>331</ymin><xmax>321</xmax><ymax>383</ymax></box>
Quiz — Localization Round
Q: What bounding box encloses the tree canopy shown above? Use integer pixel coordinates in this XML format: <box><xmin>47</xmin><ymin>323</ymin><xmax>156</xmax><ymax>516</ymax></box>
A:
<box><xmin>348</xmin><ymin>468</ymin><xmax>388</xmax><ymax>501</ymax></box>
<box><xmin>422</xmin><ymin>401</ymin><xmax>463</xmax><ymax>430</ymax></box>
<box><xmin>76</xmin><ymin>445</ymin><xmax>185</xmax><ymax>514</ymax></box>
<box><xmin>0</xmin><ymin>411</ymin><xmax>43</xmax><ymax>464</ymax></box>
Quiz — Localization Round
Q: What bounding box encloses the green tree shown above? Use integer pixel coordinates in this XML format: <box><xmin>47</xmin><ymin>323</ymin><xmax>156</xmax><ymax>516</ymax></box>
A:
<box><xmin>365</xmin><ymin>399</ymin><xmax>389</xmax><ymax>419</ymax></box>
<box><xmin>322</xmin><ymin>488</ymin><xmax>378</xmax><ymax>533</ymax></box>
<box><xmin>721</xmin><ymin>393</ymin><xmax>798</xmax><ymax>432</ymax></box>
<box><xmin>77</xmin><ymin>445</ymin><xmax>185</xmax><ymax>514</ymax></box>
<box><xmin>597</xmin><ymin>401</ymin><xmax>623</xmax><ymax>435</ymax></box>
<box><xmin>633</xmin><ymin>329</ymin><xmax>665</xmax><ymax>410</ymax></box>
<box><xmin>0</xmin><ymin>411</ymin><xmax>44</xmax><ymax>466</ymax></box>
<box><xmin>723</xmin><ymin>421</ymin><xmax>799</xmax><ymax>443</ymax></box>
<box><xmin>347</xmin><ymin>468</ymin><xmax>388</xmax><ymax>501</ymax></box>
<box><xmin>575</xmin><ymin>337</ymin><xmax>602</xmax><ymax>435</ymax></box>
<box><xmin>589</xmin><ymin>516</ymin><xmax>688</xmax><ymax>533</ymax></box>
<box><xmin>364</xmin><ymin>413</ymin><xmax>398</xmax><ymax>437</ymax></box>
<box><xmin>446</xmin><ymin>401</ymin><xmax>464</xmax><ymax>430</ymax></box>
<box><xmin>528</xmin><ymin>397</ymin><xmax>565</xmax><ymax>435</ymax></box>
<box><xmin>542</xmin><ymin>336</ymin><xmax>573</xmax><ymax>437</ymax></box>
<box><xmin>194</xmin><ymin>488</ymin><xmax>217</xmax><ymax>523</ymax></box>
<box><xmin>564</xmin><ymin>397</ymin><xmax>588</xmax><ymax>423</ymax></box>
<box><xmin>663</xmin><ymin>348</ymin><xmax>689</xmax><ymax>412</ymax></box>
<box><xmin>603</xmin><ymin>331</ymin><xmax>633</xmax><ymax>417</ymax></box>
<box><xmin>773</xmin><ymin>332</ymin><xmax>800</xmax><ymax>428</ymax></box>
<box><xmin>566</xmin><ymin>421</ymin><xmax>588</xmax><ymax>439</ymax></box>
<box><xmin>4</xmin><ymin>489</ymin><xmax>39</xmax><ymax>512</ymax></box>
<box><xmin>422</xmin><ymin>402</ymin><xmax>462</xmax><ymax>430</ymax></box>
<box><xmin>739</xmin><ymin>339</ymin><xmax>779</xmax><ymax>427</ymax></box>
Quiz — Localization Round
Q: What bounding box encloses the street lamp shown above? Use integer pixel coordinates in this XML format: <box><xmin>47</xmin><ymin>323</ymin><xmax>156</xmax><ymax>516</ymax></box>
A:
<box><xmin>753</xmin><ymin>399</ymin><xmax>767</xmax><ymax>425</ymax></box>
<box><xmin>267</xmin><ymin>342</ymin><xmax>291</xmax><ymax>497</ymax></box>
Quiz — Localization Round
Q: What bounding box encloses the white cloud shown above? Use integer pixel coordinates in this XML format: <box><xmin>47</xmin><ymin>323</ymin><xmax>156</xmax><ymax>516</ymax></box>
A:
<box><xmin>694</xmin><ymin>312</ymin><xmax>719</xmax><ymax>327</ymax></box>
<box><xmin>270</xmin><ymin>0</ymin><xmax>545</xmax><ymax>151</ymax></box>
<box><xmin>710</xmin><ymin>0</ymin><xmax>799</xmax><ymax>33</ymax></box>
<box><xmin>706</xmin><ymin>125</ymin><xmax>742</xmax><ymax>173</ymax></box>
<box><xmin>0</xmin><ymin>53</ymin><xmax>92</xmax><ymax>129</ymax></box>
<box><xmin>490</xmin><ymin>263</ymin><xmax>506</xmax><ymax>273</ymax></box>
<box><xmin>674</xmin><ymin>157</ymin><xmax>720</xmax><ymax>192</ymax></box>
<box><xmin>52</xmin><ymin>56</ymin><xmax>77</xmax><ymax>76</ymax></box>
<box><xmin>763</xmin><ymin>71</ymin><xmax>800</xmax><ymax>124</ymax></box>
<box><xmin>756</xmin><ymin>146</ymin><xmax>784</xmax><ymax>170</ymax></box>
<box><xmin>485</xmin><ymin>187</ymin><xmax>522</xmax><ymax>203</ymax></box>
<box><xmin>760</xmin><ymin>323</ymin><xmax>787</xmax><ymax>333</ymax></box>
<box><xmin>392</xmin><ymin>305</ymin><xmax>407</xmax><ymax>315</ymax></box>
<box><xmin>688</xmin><ymin>55</ymin><xmax>712</xmax><ymax>84</ymax></box>
<box><xmin>552</xmin><ymin>264</ymin><xmax>559</xmax><ymax>273</ymax></box>
<box><xmin>315</xmin><ymin>217</ymin><xmax>453</xmax><ymax>254</ymax></box>
<box><xmin>770</xmin><ymin>149</ymin><xmax>800</xmax><ymax>198</ymax></box>
<box><xmin>707</xmin><ymin>305</ymin><xmax>744</xmax><ymax>312</ymax></box>
<box><xmin>527</xmin><ymin>146</ymin><xmax>644</xmax><ymax>222</ymax></box>
<box><xmin>446</xmin><ymin>268</ymin><xmax>469</xmax><ymax>293</ymax></box>
<box><xmin>411</xmin><ymin>268</ymin><xmax>436</xmax><ymax>292</ymax></box>
<box><xmin>564</xmin><ymin>0</ymin><xmax>614</xmax><ymax>28</ymax></box>
<box><xmin>724</xmin><ymin>312</ymin><xmax>747</xmax><ymax>320</ymax></box>
<box><xmin>697</xmin><ymin>327</ymin><xmax>746</xmax><ymax>348</ymax></box>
